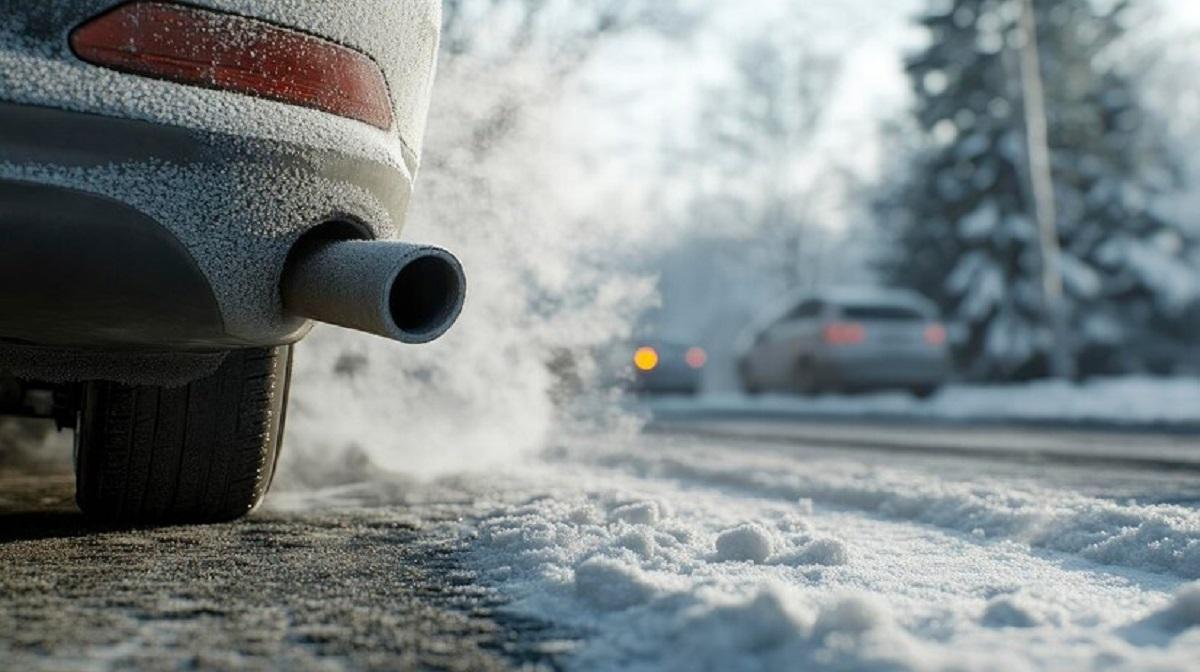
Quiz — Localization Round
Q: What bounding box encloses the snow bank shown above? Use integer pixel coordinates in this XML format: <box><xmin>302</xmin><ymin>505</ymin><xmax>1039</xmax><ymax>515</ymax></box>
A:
<box><xmin>655</xmin><ymin>376</ymin><xmax>1200</xmax><ymax>426</ymax></box>
<box><xmin>715</xmin><ymin>524</ymin><xmax>775</xmax><ymax>563</ymax></box>
<box><xmin>662</xmin><ymin>589</ymin><xmax>936</xmax><ymax>672</ymax></box>
<box><xmin>457</xmin><ymin>435</ymin><xmax>1200</xmax><ymax>670</ymax></box>
<box><xmin>590</xmin><ymin>443</ymin><xmax>1200</xmax><ymax>579</ymax></box>
<box><xmin>1138</xmin><ymin>583</ymin><xmax>1200</xmax><ymax>634</ymax></box>
<box><xmin>463</xmin><ymin>469</ymin><xmax>921</xmax><ymax>670</ymax></box>
<box><xmin>574</xmin><ymin>557</ymin><xmax>658</xmax><ymax>611</ymax></box>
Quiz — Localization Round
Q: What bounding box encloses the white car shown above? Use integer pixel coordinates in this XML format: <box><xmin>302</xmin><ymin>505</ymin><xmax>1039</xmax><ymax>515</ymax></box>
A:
<box><xmin>0</xmin><ymin>1</ymin><xmax>463</xmax><ymax>523</ymax></box>
<box><xmin>737</xmin><ymin>288</ymin><xmax>950</xmax><ymax>397</ymax></box>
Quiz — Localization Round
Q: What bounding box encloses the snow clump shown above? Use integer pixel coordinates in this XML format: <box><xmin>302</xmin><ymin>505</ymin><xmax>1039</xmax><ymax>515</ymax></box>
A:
<box><xmin>775</xmin><ymin>536</ymin><xmax>850</xmax><ymax>567</ymax></box>
<box><xmin>715</xmin><ymin>523</ymin><xmax>775</xmax><ymax>563</ymax></box>
<box><xmin>982</xmin><ymin>593</ymin><xmax>1064</xmax><ymax>629</ymax></box>
<box><xmin>609</xmin><ymin>500</ymin><xmax>663</xmax><ymax>525</ymax></box>
<box><xmin>574</xmin><ymin>556</ymin><xmax>657</xmax><ymax>611</ymax></box>
<box><xmin>1142</xmin><ymin>583</ymin><xmax>1200</xmax><ymax>634</ymax></box>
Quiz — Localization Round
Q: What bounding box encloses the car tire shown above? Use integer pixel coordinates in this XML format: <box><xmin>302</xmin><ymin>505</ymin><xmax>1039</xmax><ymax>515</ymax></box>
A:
<box><xmin>793</xmin><ymin>359</ymin><xmax>819</xmax><ymax>396</ymax></box>
<box><xmin>75</xmin><ymin>345</ymin><xmax>293</xmax><ymax>525</ymax></box>
<box><xmin>911</xmin><ymin>385</ymin><xmax>940</xmax><ymax>400</ymax></box>
<box><xmin>738</xmin><ymin>361</ymin><xmax>761</xmax><ymax>396</ymax></box>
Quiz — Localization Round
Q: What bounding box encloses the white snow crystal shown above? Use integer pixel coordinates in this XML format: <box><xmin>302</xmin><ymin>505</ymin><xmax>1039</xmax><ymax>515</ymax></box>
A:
<box><xmin>776</xmin><ymin>537</ymin><xmax>850</xmax><ymax>567</ymax></box>
<box><xmin>616</xmin><ymin>528</ymin><xmax>657</xmax><ymax>559</ymax></box>
<box><xmin>569</xmin><ymin>506</ymin><xmax>602</xmax><ymax>525</ymax></box>
<box><xmin>1144</xmin><ymin>583</ymin><xmax>1200</xmax><ymax>634</ymax></box>
<box><xmin>811</xmin><ymin>596</ymin><xmax>889</xmax><ymax>641</ymax></box>
<box><xmin>574</xmin><ymin>557</ymin><xmax>657</xmax><ymax>611</ymax></box>
<box><xmin>609</xmin><ymin>501</ymin><xmax>662</xmax><ymax>525</ymax></box>
<box><xmin>715</xmin><ymin>524</ymin><xmax>775</xmax><ymax>564</ymax></box>
<box><xmin>982</xmin><ymin>594</ymin><xmax>1062</xmax><ymax>629</ymax></box>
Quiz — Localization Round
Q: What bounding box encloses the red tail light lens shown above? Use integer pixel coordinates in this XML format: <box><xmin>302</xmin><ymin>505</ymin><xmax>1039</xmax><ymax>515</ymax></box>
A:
<box><xmin>685</xmin><ymin>347</ymin><xmax>708</xmax><ymax>370</ymax></box>
<box><xmin>823</xmin><ymin>322</ymin><xmax>866</xmax><ymax>346</ymax></box>
<box><xmin>71</xmin><ymin>2</ymin><xmax>393</xmax><ymax>130</ymax></box>
<box><xmin>924</xmin><ymin>323</ymin><xmax>947</xmax><ymax>346</ymax></box>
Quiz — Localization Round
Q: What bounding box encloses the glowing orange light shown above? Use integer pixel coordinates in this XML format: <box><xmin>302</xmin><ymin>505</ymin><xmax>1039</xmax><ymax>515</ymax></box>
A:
<box><xmin>633</xmin><ymin>346</ymin><xmax>659</xmax><ymax>372</ymax></box>
<box><xmin>685</xmin><ymin>347</ymin><xmax>708</xmax><ymax>369</ymax></box>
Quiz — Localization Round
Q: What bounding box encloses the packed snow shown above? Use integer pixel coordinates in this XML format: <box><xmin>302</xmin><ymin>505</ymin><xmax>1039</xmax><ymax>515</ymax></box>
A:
<box><xmin>430</xmin><ymin>434</ymin><xmax>1200</xmax><ymax>671</ymax></box>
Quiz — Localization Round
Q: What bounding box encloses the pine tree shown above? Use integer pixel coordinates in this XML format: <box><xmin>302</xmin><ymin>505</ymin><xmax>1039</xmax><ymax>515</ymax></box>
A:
<box><xmin>878</xmin><ymin>0</ymin><xmax>1197</xmax><ymax>379</ymax></box>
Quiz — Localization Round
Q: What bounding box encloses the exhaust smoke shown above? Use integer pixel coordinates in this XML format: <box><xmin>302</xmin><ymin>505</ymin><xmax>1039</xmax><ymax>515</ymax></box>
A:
<box><xmin>275</xmin><ymin>52</ymin><xmax>663</xmax><ymax>490</ymax></box>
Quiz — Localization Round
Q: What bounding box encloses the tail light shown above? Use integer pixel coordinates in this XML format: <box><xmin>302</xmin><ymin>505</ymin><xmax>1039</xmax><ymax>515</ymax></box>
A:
<box><xmin>924</xmin><ymin>323</ymin><xmax>947</xmax><ymax>346</ymax></box>
<box><xmin>823</xmin><ymin>322</ymin><xmax>866</xmax><ymax>346</ymax></box>
<box><xmin>685</xmin><ymin>347</ymin><xmax>708</xmax><ymax>370</ymax></box>
<box><xmin>70</xmin><ymin>2</ymin><xmax>393</xmax><ymax>130</ymax></box>
<box><xmin>634</xmin><ymin>347</ymin><xmax>659</xmax><ymax>372</ymax></box>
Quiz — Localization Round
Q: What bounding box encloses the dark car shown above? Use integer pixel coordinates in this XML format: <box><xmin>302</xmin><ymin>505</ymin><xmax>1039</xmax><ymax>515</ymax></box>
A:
<box><xmin>737</xmin><ymin>288</ymin><xmax>950</xmax><ymax>397</ymax></box>
<box><xmin>0</xmin><ymin>1</ymin><xmax>464</xmax><ymax>523</ymax></box>
<box><xmin>628</xmin><ymin>339</ymin><xmax>707</xmax><ymax>396</ymax></box>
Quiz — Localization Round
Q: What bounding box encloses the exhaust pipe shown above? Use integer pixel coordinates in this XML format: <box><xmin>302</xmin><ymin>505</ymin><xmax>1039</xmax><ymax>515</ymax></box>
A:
<box><xmin>282</xmin><ymin>239</ymin><xmax>466</xmax><ymax>344</ymax></box>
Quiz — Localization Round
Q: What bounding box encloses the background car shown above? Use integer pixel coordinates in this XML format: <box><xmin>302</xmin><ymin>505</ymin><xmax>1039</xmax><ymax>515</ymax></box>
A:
<box><xmin>628</xmin><ymin>339</ymin><xmax>707</xmax><ymax>396</ymax></box>
<box><xmin>737</xmin><ymin>288</ymin><xmax>950</xmax><ymax>397</ymax></box>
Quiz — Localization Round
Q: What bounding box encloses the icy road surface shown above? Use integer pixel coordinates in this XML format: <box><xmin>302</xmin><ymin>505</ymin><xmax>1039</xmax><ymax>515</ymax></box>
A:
<box><xmin>3</xmin><ymin>422</ymin><xmax>1200</xmax><ymax>670</ymax></box>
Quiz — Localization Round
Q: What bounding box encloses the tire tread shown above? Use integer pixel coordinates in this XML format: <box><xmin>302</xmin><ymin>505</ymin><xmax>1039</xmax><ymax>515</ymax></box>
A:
<box><xmin>75</xmin><ymin>346</ymin><xmax>292</xmax><ymax>524</ymax></box>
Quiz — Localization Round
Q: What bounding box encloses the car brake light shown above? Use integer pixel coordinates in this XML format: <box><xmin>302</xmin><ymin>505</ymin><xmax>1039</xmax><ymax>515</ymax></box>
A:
<box><xmin>70</xmin><ymin>2</ymin><xmax>393</xmax><ymax>130</ymax></box>
<box><xmin>823</xmin><ymin>322</ymin><xmax>866</xmax><ymax>345</ymax></box>
<box><xmin>634</xmin><ymin>347</ymin><xmax>659</xmax><ymax>372</ymax></box>
<box><xmin>924</xmin><ymin>323</ymin><xmax>947</xmax><ymax>346</ymax></box>
<box><xmin>685</xmin><ymin>347</ymin><xmax>707</xmax><ymax>369</ymax></box>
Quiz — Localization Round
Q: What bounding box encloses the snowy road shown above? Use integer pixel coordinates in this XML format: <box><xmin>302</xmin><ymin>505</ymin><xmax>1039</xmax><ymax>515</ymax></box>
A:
<box><xmin>456</xmin><ymin>422</ymin><xmax>1200</xmax><ymax>671</ymax></box>
<box><xmin>3</xmin><ymin>419</ymin><xmax>1200</xmax><ymax>670</ymax></box>
<box><xmin>648</xmin><ymin>417</ymin><xmax>1200</xmax><ymax>473</ymax></box>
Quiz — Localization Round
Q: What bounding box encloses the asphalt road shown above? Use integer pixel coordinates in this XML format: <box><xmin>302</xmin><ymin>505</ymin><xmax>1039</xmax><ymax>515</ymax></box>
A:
<box><xmin>648</xmin><ymin>414</ymin><xmax>1200</xmax><ymax>472</ymax></box>
<box><xmin>0</xmin><ymin>443</ymin><xmax>564</xmax><ymax>672</ymax></box>
<box><xmin>4</xmin><ymin>411</ymin><xmax>1199</xmax><ymax>670</ymax></box>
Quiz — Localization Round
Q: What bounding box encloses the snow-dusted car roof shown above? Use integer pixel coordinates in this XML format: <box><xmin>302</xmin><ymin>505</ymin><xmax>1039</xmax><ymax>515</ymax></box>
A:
<box><xmin>760</xmin><ymin>286</ymin><xmax>938</xmax><ymax>324</ymax></box>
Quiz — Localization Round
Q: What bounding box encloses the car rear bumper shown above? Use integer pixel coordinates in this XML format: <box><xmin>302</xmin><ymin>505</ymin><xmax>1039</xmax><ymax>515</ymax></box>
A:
<box><xmin>815</xmin><ymin>349</ymin><xmax>950</xmax><ymax>389</ymax></box>
<box><xmin>0</xmin><ymin>99</ymin><xmax>410</xmax><ymax>352</ymax></box>
<box><xmin>0</xmin><ymin>178</ymin><xmax>228</xmax><ymax>350</ymax></box>
<box><xmin>632</xmin><ymin>367</ymin><xmax>702</xmax><ymax>395</ymax></box>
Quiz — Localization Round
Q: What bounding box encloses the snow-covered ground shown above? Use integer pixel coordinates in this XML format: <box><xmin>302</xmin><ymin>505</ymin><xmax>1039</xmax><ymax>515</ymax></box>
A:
<box><xmin>650</xmin><ymin>376</ymin><xmax>1200</xmax><ymax>426</ymax></box>
<box><xmin>285</xmin><ymin>333</ymin><xmax>1200</xmax><ymax>669</ymax></box>
<box><xmin>450</xmin><ymin>432</ymin><xmax>1200</xmax><ymax>671</ymax></box>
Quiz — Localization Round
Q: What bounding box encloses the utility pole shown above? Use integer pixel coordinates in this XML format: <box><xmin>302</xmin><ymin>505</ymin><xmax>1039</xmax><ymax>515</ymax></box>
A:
<box><xmin>1017</xmin><ymin>0</ymin><xmax>1074</xmax><ymax>379</ymax></box>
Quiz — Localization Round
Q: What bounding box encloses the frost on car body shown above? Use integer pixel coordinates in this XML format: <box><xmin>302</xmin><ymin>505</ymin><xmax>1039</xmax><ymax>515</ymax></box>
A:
<box><xmin>0</xmin><ymin>1</ymin><xmax>461</xmax><ymax>523</ymax></box>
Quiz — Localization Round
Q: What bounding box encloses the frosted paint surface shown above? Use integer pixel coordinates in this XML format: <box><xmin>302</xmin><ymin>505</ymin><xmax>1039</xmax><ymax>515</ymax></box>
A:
<box><xmin>0</xmin><ymin>1</ymin><xmax>439</xmax><ymax>168</ymax></box>
<box><xmin>0</xmin><ymin>158</ymin><xmax>393</xmax><ymax>340</ymax></box>
<box><xmin>202</xmin><ymin>0</ymin><xmax>442</xmax><ymax>156</ymax></box>
<box><xmin>0</xmin><ymin>1</ymin><xmax>441</xmax><ymax>341</ymax></box>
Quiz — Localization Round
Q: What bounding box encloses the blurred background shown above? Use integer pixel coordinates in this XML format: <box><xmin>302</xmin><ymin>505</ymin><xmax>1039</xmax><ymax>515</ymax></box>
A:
<box><xmin>272</xmin><ymin>0</ymin><xmax>1200</xmax><ymax>482</ymax></box>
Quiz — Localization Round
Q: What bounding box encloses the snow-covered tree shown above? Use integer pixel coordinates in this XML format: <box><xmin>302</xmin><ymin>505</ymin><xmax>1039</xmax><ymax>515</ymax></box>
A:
<box><xmin>878</xmin><ymin>0</ymin><xmax>1198</xmax><ymax>379</ymax></box>
<box><xmin>684</xmin><ymin>31</ymin><xmax>842</xmax><ymax>291</ymax></box>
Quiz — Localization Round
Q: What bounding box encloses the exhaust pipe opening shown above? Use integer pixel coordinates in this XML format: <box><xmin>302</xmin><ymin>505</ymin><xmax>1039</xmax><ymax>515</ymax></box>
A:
<box><xmin>282</xmin><ymin>236</ymin><xmax>466</xmax><ymax>344</ymax></box>
<box><xmin>388</xmin><ymin>254</ymin><xmax>462</xmax><ymax>337</ymax></box>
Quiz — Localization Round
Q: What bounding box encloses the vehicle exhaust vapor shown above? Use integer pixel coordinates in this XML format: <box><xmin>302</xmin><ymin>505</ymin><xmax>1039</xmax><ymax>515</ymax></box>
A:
<box><xmin>276</xmin><ymin>53</ymin><xmax>661</xmax><ymax>490</ymax></box>
<box><xmin>282</xmin><ymin>240</ymin><xmax>466</xmax><ymax>344</ymax></box>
